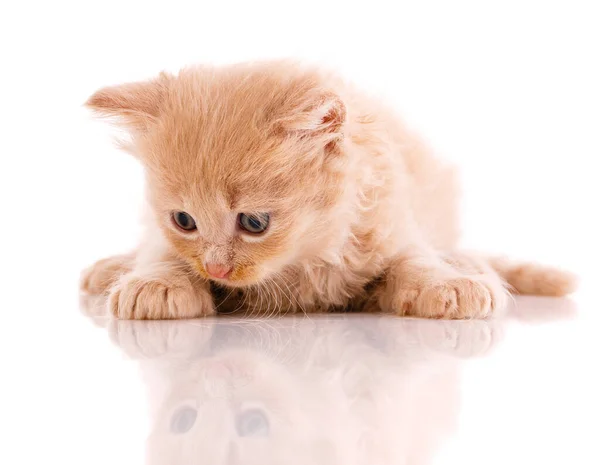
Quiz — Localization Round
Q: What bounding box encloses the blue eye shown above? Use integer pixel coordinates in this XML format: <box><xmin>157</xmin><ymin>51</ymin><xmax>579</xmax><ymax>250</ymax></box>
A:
<box><xmin>238</xmin><ymin>213</ymin><xmax>270</xmax><ymax>234</ymax></box>
<box><xmin>172</xmin><ymin>211</ymin><xmax>197</xmax><ymax>231</ymax></box>
<box><xmin>235</xmin><ymin>408</ymin><xmax>270</xmax><ymax>437</ymax></box>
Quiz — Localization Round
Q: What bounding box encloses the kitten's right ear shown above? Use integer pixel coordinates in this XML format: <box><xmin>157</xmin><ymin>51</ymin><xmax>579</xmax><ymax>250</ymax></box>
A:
<box><xmin>85</xmin><ymin>73</ymin><xmax>170</xmax><ymax>130</ymax></box>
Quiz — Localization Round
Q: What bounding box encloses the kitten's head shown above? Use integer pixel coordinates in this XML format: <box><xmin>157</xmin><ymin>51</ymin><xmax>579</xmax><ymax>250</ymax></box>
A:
<box><xmin>87</xmin><ymin>62</ymin><xmax>352</xmax><ymax>286</ymax></box>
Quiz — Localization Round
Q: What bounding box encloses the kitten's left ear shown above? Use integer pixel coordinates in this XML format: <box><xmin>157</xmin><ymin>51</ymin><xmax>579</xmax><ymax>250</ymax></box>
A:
<box><xmin>85</xmin><ymin>73</ymin><xmax>171</xmax><ymax>131</ymax></box>
<box><xmin>277</xmin><ymin>91</ymin><xmax>347</xmax><ymax>148</ymax></box>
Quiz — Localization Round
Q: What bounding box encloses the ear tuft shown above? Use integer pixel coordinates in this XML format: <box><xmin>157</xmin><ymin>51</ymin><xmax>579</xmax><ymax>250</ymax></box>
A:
<box><xmin>279</xmin><ymin>91</ymin><xmax>346</xmax><ymax>136</ymax></box>
<box><xmin>85</xmin><ymin>73</ymin><xmax>170</xmax><ymax>130</ymax></box>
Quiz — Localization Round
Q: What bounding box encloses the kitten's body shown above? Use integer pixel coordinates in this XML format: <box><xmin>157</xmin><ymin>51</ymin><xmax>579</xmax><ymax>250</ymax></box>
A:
<box><xmin>81</xmin><ymin>61</ymin><xmax>576</xmax><ymax>319</ymax></box>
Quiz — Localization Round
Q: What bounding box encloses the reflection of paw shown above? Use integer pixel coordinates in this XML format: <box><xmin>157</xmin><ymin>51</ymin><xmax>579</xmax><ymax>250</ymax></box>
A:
<box><xmin>80</xmin><ymin>254</ymin><xmax>133</xmax><ymax>295</ymax></box>
<box><xmin>108</xmin><ymin>319</ymin><xmax>216</xmax><ymax>359</ymax></box>
<box><xmin>394</xmin><ymin>277</ymin><xmax>507</xmax><ymax>319</ymax></box>
<box><xmin>108</xmin><ymin>274</ymin><xmax>215</xmax><ymax>320</ymax></box>
<box><xmin>408</xmin><ymin>318</ymin><xmax>505</xmax><ymax>358</ymax></box>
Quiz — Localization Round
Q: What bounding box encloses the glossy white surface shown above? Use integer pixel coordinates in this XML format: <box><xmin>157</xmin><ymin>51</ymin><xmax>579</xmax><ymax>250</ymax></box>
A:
<box><xmin>3</xmin><ymin>293</ymin><xmax>598</xmax><ymax>465</ymax></box>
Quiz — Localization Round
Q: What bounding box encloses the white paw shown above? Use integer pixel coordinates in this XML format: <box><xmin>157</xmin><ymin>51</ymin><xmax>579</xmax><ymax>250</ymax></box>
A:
<box><xmin>108</xmin><ymin>274</ymin><xmax>215</xmax><ymax>320</ymax></box>
<box><xmin>393</xmin><ymin>277</ymin><xmax>508</xmax><ymax>319</ymax></box>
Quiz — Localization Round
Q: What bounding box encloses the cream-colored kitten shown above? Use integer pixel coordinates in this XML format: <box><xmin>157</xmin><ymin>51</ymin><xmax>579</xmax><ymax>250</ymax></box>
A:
<box><xmin>81</xmin><ymin>60</ymin><xmax>577</xmax><ymax>320</ymax></box>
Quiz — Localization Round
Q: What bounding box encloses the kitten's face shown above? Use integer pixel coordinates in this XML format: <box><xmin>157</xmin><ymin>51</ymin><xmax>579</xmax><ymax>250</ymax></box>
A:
<box><xmin>88</xmin><ymin>64</ymin><xmax>349</xmax><ymax>286</ymax></box>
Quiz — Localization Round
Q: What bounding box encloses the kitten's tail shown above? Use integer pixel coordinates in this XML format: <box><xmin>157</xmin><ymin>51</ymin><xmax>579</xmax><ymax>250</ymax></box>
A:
<box><xmin>487</xmin><ymin>256</ymin><xmax>578</xmax><ymax>297</ymax></box>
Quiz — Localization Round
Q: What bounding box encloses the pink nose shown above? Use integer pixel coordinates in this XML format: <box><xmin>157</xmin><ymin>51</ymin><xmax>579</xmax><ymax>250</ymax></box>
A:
<box><xmin>205</xmin><ymin>263</ymin><xmax>232</xmax><ymax>279</ymax></box>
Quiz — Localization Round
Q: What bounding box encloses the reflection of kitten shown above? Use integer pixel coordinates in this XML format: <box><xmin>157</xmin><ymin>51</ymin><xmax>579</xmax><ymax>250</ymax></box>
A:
<box><xmin>81</xmin><ymin>61</ymin><xmax>577</xmax><ymax>319</ymax></box>
<box><xmin>108</xmin><ymin>317</ymin><xmax>502</xmax><ymax>465</ymax></box>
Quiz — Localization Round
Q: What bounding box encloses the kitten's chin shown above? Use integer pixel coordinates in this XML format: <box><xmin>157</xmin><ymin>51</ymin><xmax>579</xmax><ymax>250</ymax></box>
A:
<box><xmin>211</xmin><ymin>278</ymin><xmax>264</xmax><ymax>289</ymax></box>
<box><xmin>211</xmin><ymin>277</ymin><xmax>254</xmax><ymax>288</ymax></box>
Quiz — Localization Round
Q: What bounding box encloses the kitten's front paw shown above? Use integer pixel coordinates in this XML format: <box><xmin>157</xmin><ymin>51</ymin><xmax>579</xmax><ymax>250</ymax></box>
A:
<box><xmin>80</xmin><ymin>254</ymin><xmax>133</xmax><ymax>295</ymax></box>
<box><xmin>394</xmin><ymin>277</ymin><xmax>507</xmax><ymax>319</ymax></box>
<box><xmin>108</xmin><ymin>274</ymin><xmax>215</xmax><ymax>320</ymax></box>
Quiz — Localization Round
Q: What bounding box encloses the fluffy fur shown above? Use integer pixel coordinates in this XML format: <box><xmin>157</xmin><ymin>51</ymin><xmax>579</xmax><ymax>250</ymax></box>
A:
<box><xmin>81</xmin><ymin>60</ymin><xmax>577</xmax><ymax>320</ymax></box>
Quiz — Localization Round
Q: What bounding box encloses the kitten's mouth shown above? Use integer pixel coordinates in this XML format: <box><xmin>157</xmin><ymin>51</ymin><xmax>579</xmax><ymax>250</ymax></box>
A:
<box><xmin>212</xmin><ymin>276</ymin><xmax>256</xmax><ymax>288</ymax></box>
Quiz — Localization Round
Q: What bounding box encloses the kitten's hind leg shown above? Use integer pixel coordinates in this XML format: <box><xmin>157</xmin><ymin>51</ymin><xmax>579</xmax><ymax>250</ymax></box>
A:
<box><xmin>377</xmin><ymin>250</ymin><xmax>508</xmax><ymax>319</ymax></box>
<box><xmin>80</xmin><ymin>253</ymin><xmax>135</xmax><ymax>295</ymax></box>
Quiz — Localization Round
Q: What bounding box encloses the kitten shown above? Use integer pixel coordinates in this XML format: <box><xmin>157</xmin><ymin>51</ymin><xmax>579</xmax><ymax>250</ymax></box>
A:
<box><xmin>81</xmin><ymin>60</ymin><xmax>577</xmax><ymax>320</ymax></box>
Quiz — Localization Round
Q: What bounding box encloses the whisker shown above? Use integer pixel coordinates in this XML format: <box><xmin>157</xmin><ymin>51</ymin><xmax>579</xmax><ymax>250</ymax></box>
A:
<box><xmin>213</xmin><ymin>284</ymin><xmax>238</xmax><ymax>314</ymax></box>
<box><xmin>279</xmin><ymin>272</ymin><xmax>311</xmax><ymax>321</ymax></box>
<box><xmin>272</xmin><ymin>277</ymin><xmax>284</xmax><ymax>319</ymax></box>
<box><xmin>253</xmin><ymin>284</ymin><xmax>264</xmax><ymax>319</ymax></box>
<box><xmin>261</xmin><ymin>279</ymin><xmax>272</xmax><ymax>319</ymax></box>
<box><xmin>269</xmin><ymin>277</ymin><xmax>289</xmax><ymax>319</ymax></box>
<box><xmin>236</xmin><ymin>286</ymin><xmax>250</xmax><ymax>315</ymax></box>
<box><xmin>265</xmin><ymin>278</ymin><xmax>278</xmax><ymax>320</ymax></box>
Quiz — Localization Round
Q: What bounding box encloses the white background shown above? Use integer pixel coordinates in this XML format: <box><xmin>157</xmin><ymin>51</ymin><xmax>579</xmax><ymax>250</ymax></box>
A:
<box><xmin>0</xmin><ymin>1</ymin><xmax>598</xmax><ymax>464</ymax></box>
